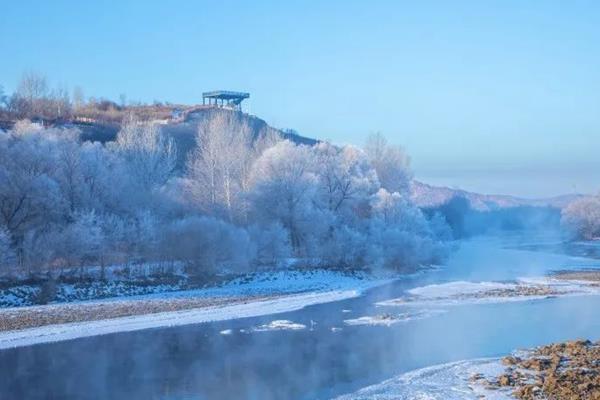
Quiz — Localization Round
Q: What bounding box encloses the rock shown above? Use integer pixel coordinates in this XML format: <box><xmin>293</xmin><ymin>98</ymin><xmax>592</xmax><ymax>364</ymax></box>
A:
<box><xmin>475</xmin><ymin>339</ymin><xmax>600</xmax><ymax>400</ymax></box>
<box><xmin>498</xmin><ymin>374</ymin><xmax>512</xmax><ymax>386</ymax></box>
<box><xmin>502</xmin><ymin>355</ymin><xmax>522</xmax><ymax>365</ymax></box>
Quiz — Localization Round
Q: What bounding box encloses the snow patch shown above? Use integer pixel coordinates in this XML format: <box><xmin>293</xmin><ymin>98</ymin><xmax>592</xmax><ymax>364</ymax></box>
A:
<box><xmin>251</xmin><ymin>319</ymin><xmax>306</xmax><ymax>332</ymax></box>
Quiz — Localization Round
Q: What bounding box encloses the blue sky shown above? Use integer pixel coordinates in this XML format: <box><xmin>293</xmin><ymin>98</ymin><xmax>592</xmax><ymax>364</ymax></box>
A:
<box><xmin>1</xmin><ymin>0</ymin><xmax>599</xmax><ymax>197</ymax></box>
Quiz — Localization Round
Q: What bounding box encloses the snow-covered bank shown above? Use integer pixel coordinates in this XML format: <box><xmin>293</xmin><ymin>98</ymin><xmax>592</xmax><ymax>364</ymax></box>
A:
<box><xmin>0</xmin><ymin>269</ymin><xmax>396</xmax><ymax>349</ymax></box>
<box><xmin>0</xmin><ymin>268</ymin><xmax>390</xmax><ymax>308</ymax></box>
<box><xmin>334</xmin><ymin>358</ymin><xmax>511</xmax><ymax>400</ymax></box>
<box><xmin>0</xmin><ymin>290</ymin><xmax>356</xmax><ymax>349</ymax></box>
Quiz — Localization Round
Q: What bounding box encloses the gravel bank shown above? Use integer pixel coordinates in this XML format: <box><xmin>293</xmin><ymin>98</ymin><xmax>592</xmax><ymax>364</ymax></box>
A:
<box><xmin>0</xmin><ymin>295</ymin><xmax>273</xmax><ymax>332</ymax></box>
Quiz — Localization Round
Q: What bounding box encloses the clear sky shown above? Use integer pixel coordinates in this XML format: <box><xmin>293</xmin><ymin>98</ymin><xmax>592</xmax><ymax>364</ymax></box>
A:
<box><xmin>1</xmin><ymin>0</ymin><xmax>599</xmax><ymax>198</ymax></box>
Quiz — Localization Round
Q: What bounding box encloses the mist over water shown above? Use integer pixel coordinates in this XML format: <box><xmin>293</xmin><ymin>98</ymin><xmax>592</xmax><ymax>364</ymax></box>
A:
<box><xmin>2</xmin><ymin>233</ymin><xmax>600</xmax><ymax>399</ymax></box>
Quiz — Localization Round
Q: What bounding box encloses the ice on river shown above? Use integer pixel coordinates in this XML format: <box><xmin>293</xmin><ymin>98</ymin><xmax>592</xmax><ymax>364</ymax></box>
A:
<box><xmin>334</xmin><ymin>358</ymin><xmax>512</xmax><ymax>400</ymax></box>
<box><xmin>251</xmin><ymin>319</ymin><xmax>306</xmax><ymax>332</ymax></box>
<box><xmin>378</xmin><ymin>277</ymin><xmax>600</xmax><ymax>308</ymax></box>
<box><xmin>344</xmin><ymin>310</ymin><xmax>446</xmax><ymax>327</ymax></box>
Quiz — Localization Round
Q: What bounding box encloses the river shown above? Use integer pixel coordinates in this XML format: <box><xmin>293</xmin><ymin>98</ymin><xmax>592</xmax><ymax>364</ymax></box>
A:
<box><xmin>1</xmin><ymin>232</ymin><xmax>600</xmax><ymax>399</ymax></box>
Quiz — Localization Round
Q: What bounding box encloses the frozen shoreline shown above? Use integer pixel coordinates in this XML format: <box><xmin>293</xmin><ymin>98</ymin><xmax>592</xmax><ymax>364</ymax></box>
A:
<box><xmin>0</xmin><ymin>289</ymin><xmax>360</xmax><ymax>349</ymax></box>
<box><xmin>335</xmin><ymin>357</ymin><xmax>512</xmax><ymax>400</ymax></box>
<box><xmin>0</xmin><ymin>269</ymin><xmax>396</xmax><ymax>349</ymax></box>
<box><xmin>337</xmin><ymin>339</ymin><xmax>600</xmax><ymax>400</ymax></box>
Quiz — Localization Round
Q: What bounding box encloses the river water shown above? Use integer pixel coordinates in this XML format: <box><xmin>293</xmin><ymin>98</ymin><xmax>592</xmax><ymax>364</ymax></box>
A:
<box><xmin>1</xmin><ymin>233</ymin><xmax>600</xmax><ymax>399</ymax></box>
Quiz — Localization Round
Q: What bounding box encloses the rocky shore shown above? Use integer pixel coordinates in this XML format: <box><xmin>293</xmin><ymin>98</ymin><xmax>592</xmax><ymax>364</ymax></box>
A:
<box><xmin>473</xmin><ymin>339</ymin><xmax>600</xmax><ymax>399</ymax></box>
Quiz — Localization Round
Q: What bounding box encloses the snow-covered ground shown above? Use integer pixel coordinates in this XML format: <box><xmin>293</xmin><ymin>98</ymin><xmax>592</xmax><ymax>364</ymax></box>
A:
<box><xmin>334</xmin><ymin>358</ymin><xmax>512</xmax><ymax>400</ymax></box>
<box><xmin>0</xmin><ymin>269</ymin><xmax>394</xmax><ymax>349</ymax></box>
<box><xmin>0</xmin><ymin>268</ymin><xmax>390</xmax><ymax>307</ymax></box>
<box><xmin>171</xmin><ymin>269</ymin><xmax>390</xmax><ymax>299</ymax></box>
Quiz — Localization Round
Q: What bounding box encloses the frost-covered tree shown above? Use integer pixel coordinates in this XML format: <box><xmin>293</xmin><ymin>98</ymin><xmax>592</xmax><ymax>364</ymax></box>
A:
<box><xmin>54</xmin><ymin>211</ymin><xmax>105</xmax><ymax>268</ymax></box>
<box><xmin>364</xmin><ymin>132</ymin><xmax>412</xmax><ymax>195</ymax></box>
<box><xmin>249</xmin><ymin>141</ymin><xmax>322</xmax><ymax>253</ymax></box>
<box><xmin>0</xmin><ymin>123</ymin><xmax>65</xmax><ymax>235</ymax></box>
<box><xmin>185</xmin><ymin>112</ymin><xmax>278</xmax><ymax>221</ymax></box>
<box><xmin>162</xmin><ymin>216</ymin><xmax>255</xmax><ymax>272</ymax></box>
<box><xmin>313</xmin><ymin>142</ymin><xmax>378</xmax><ymax>219</ymax></box>
<box><xmin>248</xmin><ymin>222</ymin><xmax>292</xmax><ymax>265</ymax></box>
<box><xmin>561</xmin><ymin>196</ymin><xmax>600</xmax><ymax>240</ymax></box>
<box><xmin>370</xmin><ymin>189</ymin><xmax>429</xmax><ymax>233</ymax></box>
<box><xmin>366</xmin><ymin>188</ymin><xmax>448</xmax><ymax>270</ymax></box>
<box><xmin>0</xmin><ymin>225</ymin><xmax>16</xmax><ymax>269</ymax></box>
<box><xmin>112</xmin><ymin>118</ymin><xmax>176</xmax><ymax>191</ymax></box>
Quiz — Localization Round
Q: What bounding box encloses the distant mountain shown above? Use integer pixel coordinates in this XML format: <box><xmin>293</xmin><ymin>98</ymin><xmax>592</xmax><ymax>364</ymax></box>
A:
<box><xmin>410</xmin><ymin>180</ymin><xmax>582</xmax><ymax>211</ymax></box>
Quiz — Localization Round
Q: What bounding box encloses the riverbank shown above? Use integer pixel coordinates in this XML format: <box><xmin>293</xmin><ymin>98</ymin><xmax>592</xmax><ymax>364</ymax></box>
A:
<box><xmin>474</xmin><ymin>339</ymin><xmax>600</xmax><ymax>399</ymax></box>
<box><xmin>336</xmin><ymin>340</ymin><xmax>600</xmax><ymax>400</ymax></box>
<box><xmin>0</xmin><ymin>269</ymin><xmax>393</xmax><ymax>349</ymax></box>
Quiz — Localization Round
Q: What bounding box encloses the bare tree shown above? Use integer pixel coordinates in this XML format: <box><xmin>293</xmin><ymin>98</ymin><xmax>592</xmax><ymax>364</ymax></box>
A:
<box><xmin>14</xmin><ymin>72</ymin><xmax>49</xmax><ymax>118</ymax></box>
<box><xmin>50</xmin><ymin>86</ymin><xmax>71</xmax><ymax>119</ymax></box>
<box><xmin>72</xmin><ymin>86</ymin><xmax>85</xmax><ymax>112</ymax></box>
<box><xmin>0</xmin><ymin>85</ymin><xmax>7</xmax><ymax>108</ymax></box>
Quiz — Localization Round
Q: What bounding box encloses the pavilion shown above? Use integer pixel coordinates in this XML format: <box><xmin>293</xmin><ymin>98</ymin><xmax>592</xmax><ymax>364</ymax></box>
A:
<box><xmin>202</xmin><ymin>90</ymin><xmax>250</xmax><ymax>111</ymax></box>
